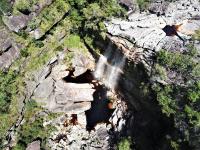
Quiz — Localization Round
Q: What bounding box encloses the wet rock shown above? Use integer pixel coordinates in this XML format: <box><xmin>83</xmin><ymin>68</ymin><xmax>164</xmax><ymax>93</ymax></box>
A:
<box><xmin>26</xmin><ymin>141</ymin><xmax>40</xmax><ymax>150</ymax></box>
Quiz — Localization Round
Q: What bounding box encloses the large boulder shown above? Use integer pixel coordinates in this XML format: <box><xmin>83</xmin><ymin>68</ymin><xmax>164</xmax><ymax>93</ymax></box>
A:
<box><xmin>31</xmin><ymin>62</ymin><xmax>95</xmax><ymax>114</ymax></box>
<box><xmin>3</xmin><ymin>14</ymin><xmax>30</xmax><ymax>32</ymax></box>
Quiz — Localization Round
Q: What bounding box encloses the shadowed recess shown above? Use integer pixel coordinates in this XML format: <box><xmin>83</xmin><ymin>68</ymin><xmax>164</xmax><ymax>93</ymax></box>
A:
<box><xmin>85</xmin><ymin>85</ymin><xmax>114</xmax><ymax>131</ymax></box>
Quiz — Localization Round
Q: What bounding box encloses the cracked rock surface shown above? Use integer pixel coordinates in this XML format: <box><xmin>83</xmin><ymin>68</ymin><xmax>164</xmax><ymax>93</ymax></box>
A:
<box><xmin>106</xmin><ymin>0</ymin><xmax>200</xmax><ymax>51</ymax></box>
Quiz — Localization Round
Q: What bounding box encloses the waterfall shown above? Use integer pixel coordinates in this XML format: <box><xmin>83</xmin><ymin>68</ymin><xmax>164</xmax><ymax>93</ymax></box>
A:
<box><xmin>94</xmin><ymin>42</ymin><xmax>125</xmax><ymax>90</ymax></box>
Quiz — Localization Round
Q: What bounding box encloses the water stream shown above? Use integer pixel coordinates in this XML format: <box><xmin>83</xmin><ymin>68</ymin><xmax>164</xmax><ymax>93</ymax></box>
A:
<box><xmin>94</xmin><ymin>42</ymin><xmax>125</xmax><ymax>90</ymax></box>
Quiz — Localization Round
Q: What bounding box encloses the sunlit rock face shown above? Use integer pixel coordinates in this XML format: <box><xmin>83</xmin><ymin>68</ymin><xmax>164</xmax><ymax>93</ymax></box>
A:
<box><xmin>31</xmin><ymin>52</ymin><xmax>95</xmax><ymax>114</ymax></box>
<box><xmin>106</xmin><ymin>0</ymin><xmax>200</xmax><ymax>51</ymax></box>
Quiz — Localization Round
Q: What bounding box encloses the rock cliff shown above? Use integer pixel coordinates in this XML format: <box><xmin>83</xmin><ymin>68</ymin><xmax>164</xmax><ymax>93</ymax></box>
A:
<box><xmin>0</xmin><ymin>0</ymin><xmax>199</xmax><ymax>150</ymax></box>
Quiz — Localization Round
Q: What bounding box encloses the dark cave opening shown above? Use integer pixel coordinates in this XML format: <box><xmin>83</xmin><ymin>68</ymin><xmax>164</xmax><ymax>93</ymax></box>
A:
<box><xmin>19</xmin><ymin>9</ymin><xmax>31</xmax><ymax>15</ymax></box>
<box><xmin>162</xmin><ymin>25</ymin><xmax>178</xmax><ymax>36</ymax></box>
<box><xmin>162</xmin><ymin>24</ymin><xmax>185</xmax><ymax>43</ymax></box>
<box><xmin>62</xmin><ymin>69</ymin><xmax>94</xmax><ymax>83</ymax></box>
<box><xmin>85</xmin><ymin>84</ymin><xmax>114</xmax><ymax>131</ymax></box>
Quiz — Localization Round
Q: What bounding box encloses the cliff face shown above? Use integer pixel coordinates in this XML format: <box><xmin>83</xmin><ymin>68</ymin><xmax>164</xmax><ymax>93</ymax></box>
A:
<box><xmin>0</xmin><ymin>0</ymin><xmax>200</xmax><ymax>150</ymax></box>
<box><xmin>105</xmin><ymin>0</ymin><xmax>200</xmax><ymax>149</ymax></box>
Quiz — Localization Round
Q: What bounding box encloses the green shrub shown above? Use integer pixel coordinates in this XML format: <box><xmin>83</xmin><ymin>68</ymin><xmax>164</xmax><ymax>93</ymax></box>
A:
<box><xmin>0</xmin><ymin>0</ymin><xmax>12</xmax><ymax>14</ymax></box>
<box><xmin>193</xmin><ymin>29</ymin><xmax>200</xmax><ymax>41</ymax></box>
<box><xmin>63</xmin><ymin>34</ymin><xmax>81</xmax><ymax>49</ymax></box>
<box><xmin>28</xmin><ymin>0</ymin><xmax>70</xmax><ymax>33</ymax></box>
<box><xmin>0</xmin><ymin>71</ymin><xmax>17</xmax><ymax>113</ymax></box>
<box><xmin>118</xmin><ymin>137</ymin><xmax>131</xmax><ymax>150</ymax></box>
<box><xmin>15</xmin><ymin>100</ymin><xmax>55</xmax><ymax>149</ymax></box>
<box><xmin>137</xmin><ymin>0</ymin><xmax>150</xmax><ymax>11</ymax></box>
<box><xmin>157</xmin><ymin>50</ymin><xmax>196</xmax><ymax>73</ymax></box>
<box><xmin>152</xmin><ymin>46</ymin><xmax>200</xmax><ymax>148</ymax></box>
<box><xmin>33</xmin><ymin>40</ymin><xmax>44</xmax><ymax>48</ymax></box>
<box><xmin>20</xmin><ymin>48</ymin><xmax>29</xmax><ymax>57</ymax></box>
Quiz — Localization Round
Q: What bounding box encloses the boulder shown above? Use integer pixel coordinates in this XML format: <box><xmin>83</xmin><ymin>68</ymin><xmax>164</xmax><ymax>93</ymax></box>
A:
<box><xmin>148</xmin><ymin>1</ymin><xmax>169</xmax><ymax>15</ymax></box>
<box><xmin>0</xmin><ymin>46</ymin><xmax>20</xmax><ymax>70</ymax></box>
<box><xmin>3</xmin><ymin>14</ymin><xmax>30</xmax><ymax>32</ymax></box>
<box><xmin>55</xmin><ymin>81</ymin><xmax>95</xmax><ymax>102</ymax></box>
<box><xmin>26</xmin><ymin>141</ymin><xmax>40</xmax><ymax>150</ymax></box>
<box><xmin>72</xmin><ymin>53</ymin><xmax>94</xmax><ymax>77</ymax></box>
<box><xmin>32</xmin><ymin>77</ymin><xmax>54</xmax><ymax>102</ymax></box>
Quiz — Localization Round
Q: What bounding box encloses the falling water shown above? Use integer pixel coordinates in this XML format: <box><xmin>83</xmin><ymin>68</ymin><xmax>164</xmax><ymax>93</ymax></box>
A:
<box><xmin>94</xmin><ymin>42</ymin><xmax>125</xmax><ymax>90</ymax></box>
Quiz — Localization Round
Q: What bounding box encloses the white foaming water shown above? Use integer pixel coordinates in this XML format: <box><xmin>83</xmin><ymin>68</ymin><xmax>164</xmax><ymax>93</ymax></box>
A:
<box><xmin>94</xmin><ymin>55</ymin><xmax>107</xmax><ymax>79</ymax></box>
<box><xmin>94</xmin><ymin>44</ymin><xmax>125</xmax><ymax>90</ymax></box>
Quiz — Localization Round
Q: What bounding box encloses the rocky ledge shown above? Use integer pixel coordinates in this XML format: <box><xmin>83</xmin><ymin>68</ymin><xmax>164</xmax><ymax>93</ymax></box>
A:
<box><xmin>106</xmin><ymin>0</ymin><xmax>200</xmax><ymax>70</ymax></box>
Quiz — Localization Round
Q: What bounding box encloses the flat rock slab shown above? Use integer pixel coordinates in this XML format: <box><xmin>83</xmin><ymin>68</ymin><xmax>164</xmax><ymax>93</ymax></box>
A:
<box><xmin>106</xmin><ymin>0</ymin><xmax>200</xmax><ymax>51</ymax></box>
<box><xmin>55</xmin><ymin>81</ymin><xmax>95</xmax><ymax>101</ymax></box>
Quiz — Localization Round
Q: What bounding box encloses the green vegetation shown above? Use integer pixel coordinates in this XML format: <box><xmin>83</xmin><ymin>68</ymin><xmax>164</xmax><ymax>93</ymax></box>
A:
<box><xmin>0</xmin><ymin>0</ymin><xmax>11</xmax><ymax>25</ymax></box>
<box><xmin>0</xmin><ymin>0</ymin><xmax>124</xmax><ymax>148</ymax></box>
<box><xmin>14</xmin><ymin>100</ymin><xmax>55</xmax><ymax>149</ymax></box>
<box><xmin>157</xmin><ymin>50</ymin><xmax>196</xmax><ymax>74</ymax></box>
<box><xmin>152</xmin><ymin>45</ymin><xmax>200</xmax><ymax>148</ymax></box>
<box><xmin>136</xmin><ymin>0</ymin><xmax>150</xmax><ymax>10</ymax></box>
<box><xmin>28</xmin><ymin>0</ymin><xmax>70</xmax><ymax>36</ymax></box>
<box><xmin>117</xmin><ymin>137</ymin><xmax>132</xmax><ymax>150</ymax></box>
<box><xmin>193</xmin><ymin>29</ymin><xmax>200</xmax><ymax>41</ymax></box>
<box><xmin>0</xmin><ymin>71</ymin><xmax>17</xmax><ymax>113</ymax></box>
<box><xmin>0</xmin><ymin>0</ymin><xmax>11</xmax><ymax>14</ymax></box>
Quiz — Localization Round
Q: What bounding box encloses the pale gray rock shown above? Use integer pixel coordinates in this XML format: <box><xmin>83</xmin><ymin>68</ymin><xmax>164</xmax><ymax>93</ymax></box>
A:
<box><xmin>0</xmin><ymin>46</ymin><xmax>20</xmax><ymax>70</ymax></box>
<box><xmin>55</xmin><ymin>81</ymin><xmax>95</xmax><ymax>102</ymax></box>
<box><xmin>148</xmin><ymin>1</ymin><xmax>169</xmax><ymax>15</ymax></box>
<box><xmin>31</xmin><ymin>61</ymin><xmax>95</xmax><ymax>114</ymax></box>
<box><xmin>32</xmin><ymin>77</ymin><xmax>54</xmax><ymax>102</ymax></box>
<box><xmin>0</xmin><ymin>39</ymin><xmax>12</xmax><ymax>53</ymax></box>
<box><xmin>26</xmin><ymin>141</ymin><xmax>40</xmax><ymax>150</ymax></box>
<box><xmin>72</xmin><ymin>53</ymin><xmax>94</xmax><ymax>77</ymax></box>
<box><xmin>0</xmin><ymin>27</ymin><xmax>21</xmax><ymax>70</ymax></box>
<box><xmin>106</xmin><ymin>0</ymin><xmax>200</xmax><ymax>51</ymax></box>
<box><xmin>3</xmin><ymin>14</ymin><xmax>30</xmax><ymax>32</ymax></box>
<box><xmin>62</xmin><ymin>102</ymin><xmax>91</xmax><ymax>114</ymax></box>
<box><xmin>51</xmin><ymin>64</ymin><xmax>69</xmax><ymax>80</ymax></box>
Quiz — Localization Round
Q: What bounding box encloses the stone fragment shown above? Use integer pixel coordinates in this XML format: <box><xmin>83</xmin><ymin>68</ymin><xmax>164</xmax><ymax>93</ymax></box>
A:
<box><xmin>26</xmin><ymin>141</ymin><xmax>40</xmax><ymax>150</ymax></box>
<box><xmin>0</xmin><ymin>46</ymin><xmax>20</xmax><ymax>70</ymax></box>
